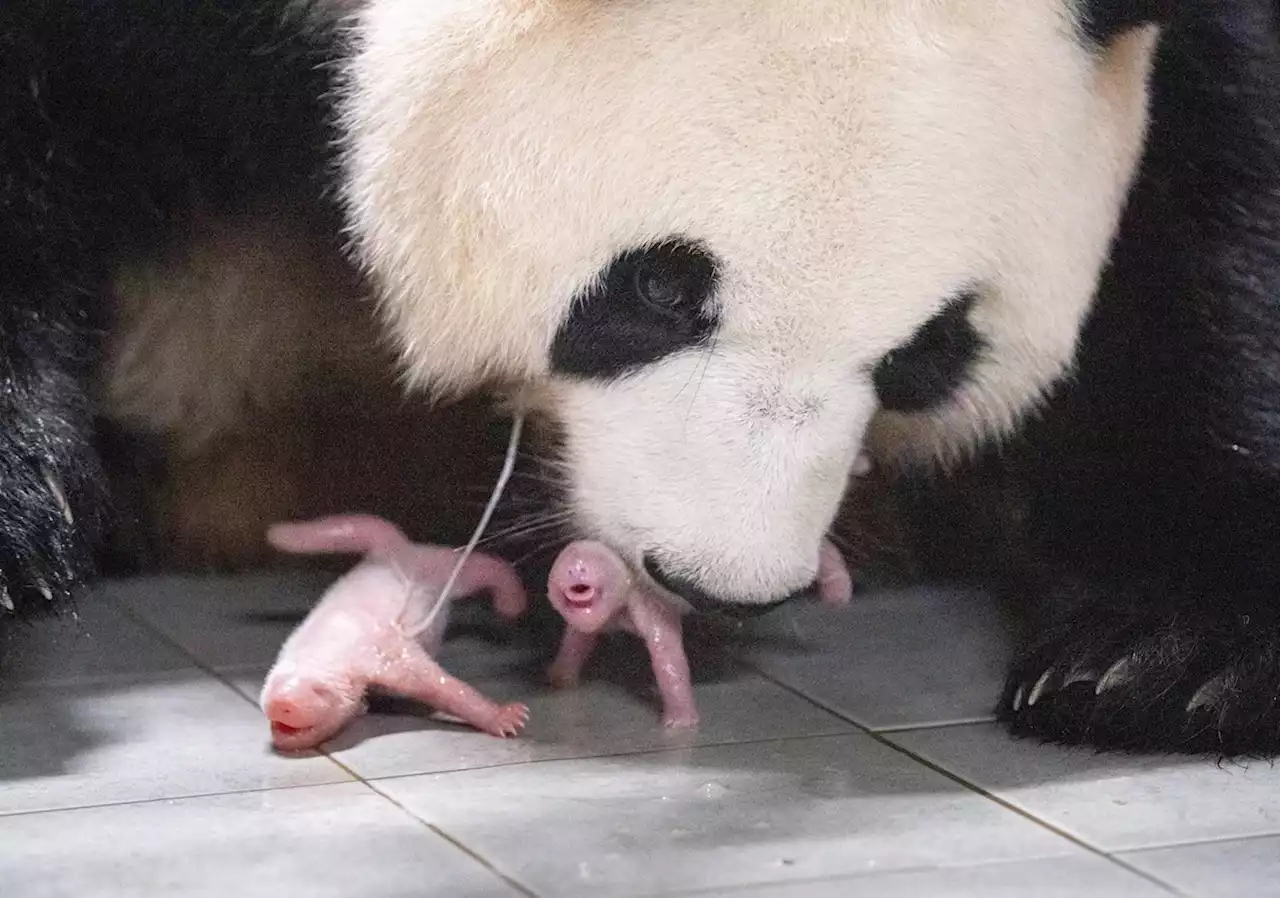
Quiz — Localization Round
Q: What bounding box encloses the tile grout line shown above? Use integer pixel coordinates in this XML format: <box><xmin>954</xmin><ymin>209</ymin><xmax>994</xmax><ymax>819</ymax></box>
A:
<box><xmin>877</xmin><ymin>716</ymin><xmax>999</xmax><ymax>733</ymax></box>
<box><xmin>305</xmin><ymin>725</ymin><xmax>543</xmax><ymax>897</ymax></box>
<box><xmin>108</xmin><ymin>596</ymin><xmax>296</xmax><ymax>715</ymax></box>
<box><xmin>876</xmin><ymin>739</ymin><xmax>1191</xmax><ymax>898</ymax></box>
<box><xmin>650</xmin><ymin>853</ymin><xmax>1172</xmax><ymax>898</ymax></box>
<box><xmin>355</xmin><ymin>776</ymin><xmax>541</xmax><ymax>898</ymax></box>
<box><xmin>1117</xmin><ymin>827</ymin><xmax>1280</xmax><ymax>856</ymax></box>
<box><xmin>733</xmin><ymin>656</ymin><xmax>1192</xmax><ymax>898</ymax></box>
<box><xmin>723</xmin><ymin>649</ymin><xmax>880</xmax><ymax>734</ymax></box>
<box><xmin>0</xmin><ymin>780</ymin><xmax>345</xmax><ymax>820</ymax></box>
<box><xmin>361</xmin><ymin>730</ymin><xmax>863</xmax><ymax>786</ymax></box>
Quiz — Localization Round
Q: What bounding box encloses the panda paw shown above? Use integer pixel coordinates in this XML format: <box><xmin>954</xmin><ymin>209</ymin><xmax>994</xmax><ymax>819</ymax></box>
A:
<box><xmin>997</xmin><ymin>582</ymin><xmax>1280</xmax><ymax>756</ymax></box>
<box><xmin>0</xmin><ymin>419</ymin><xmax>106</xmax><ymax>621</ymax></box>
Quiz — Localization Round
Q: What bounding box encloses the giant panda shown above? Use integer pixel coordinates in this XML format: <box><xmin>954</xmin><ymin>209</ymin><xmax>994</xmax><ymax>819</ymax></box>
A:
<box><xmin>2</xmin><ymin>0</ymin><xmax>1277</xmax><ymax>756</ymax></box>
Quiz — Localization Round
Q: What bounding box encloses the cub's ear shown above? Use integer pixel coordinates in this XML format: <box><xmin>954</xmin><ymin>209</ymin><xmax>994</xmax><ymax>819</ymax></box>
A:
<box><xmin>1080</xmin><ymin>0</ymin><xmax>1181</xmax><ymax>44</ymax></box>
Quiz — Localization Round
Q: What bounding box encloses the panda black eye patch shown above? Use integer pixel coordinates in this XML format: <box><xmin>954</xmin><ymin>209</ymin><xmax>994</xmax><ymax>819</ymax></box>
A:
<box><xmin>550</xmin><ymin>238</ymin><xmax>721</xmax><ymax>379</ymax></box>
<box><xmin>1078</xmin><ymin>0</ymin><xmax>1179</xmax><ymax>46</ymax></box>
<box><xmin>871</xmin><ymin>290</ymin><xmax>987</xmax><ymax>413</ymax></box>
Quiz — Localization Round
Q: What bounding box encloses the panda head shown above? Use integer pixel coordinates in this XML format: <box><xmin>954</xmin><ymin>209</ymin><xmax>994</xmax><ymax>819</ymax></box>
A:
<box><xmin>340</xmin><ymin>0</ymin><xmax>1167</xmax><ymax>612</ymax></box>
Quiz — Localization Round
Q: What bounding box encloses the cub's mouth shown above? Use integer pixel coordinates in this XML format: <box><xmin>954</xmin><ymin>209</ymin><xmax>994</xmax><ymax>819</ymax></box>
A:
<box><xmin>562</xmin><ymin>583</ymin><xmax>595</xmax><ymax>609</ymax></box>
<box><xmin>269</xmin><ymin>720</ymin><xmax>321</xmax><ymax>753</ymax></box>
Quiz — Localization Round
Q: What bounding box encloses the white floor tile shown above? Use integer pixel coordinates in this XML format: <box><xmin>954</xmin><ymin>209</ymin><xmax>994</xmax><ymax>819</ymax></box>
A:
<box><xmin>681</xmin><ymin>855</ymin><xmax>1174</xmax><ymax>897</ymax></box>
<box><xmin>2</xmin><ymin>593</ymin><xmax>192</xmax><ymax>685</ymax></box>
<box><xmin>379</xmin><ymin>733</ymin><xmax>1081</xmax><ymax>897</ymax></box>
<box><xmin>1123</xmin><ymin>835</ymin><xmax>1280</xmax><ymax>898</ymax></box>
<box><xmin>0</xmin><ymin>782</ymin><xmax>522</xmax><ymax>898</ymax></box>
<box><xmin>0</xmin><ymin>674</ymin><xmax>349</xmax><ymax>814</ymax></box>
<box><xmin>730</xmin><ymin>585</ymin><xmax>1010</xmax><ymax>729</ymax></box>
<box><xmin>107</xmin><ymin>572</ymin><xmax>332</xmax><ymax>670</ymax></box>
<box><xmin>892</xmin><ymin>723</ymin><xmax>1280</xmax><ymax>851</ymax></box>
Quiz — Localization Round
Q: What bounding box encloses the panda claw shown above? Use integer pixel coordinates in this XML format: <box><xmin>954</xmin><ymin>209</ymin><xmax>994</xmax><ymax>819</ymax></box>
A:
<box><xmin>1027</xmin><ymin>667</ymin><xmax>1056</xmax><ymax>706</ymax></box>
<box><xmin>1002</xmin><ymin>584</ymin><xmax>1280</xmax><ymax>753</ymax></box>
<box><xmin>1063</xmin><ymin>668</ymin><xmax>1099</xmax><ymax>688</ymax></box>
<box><xmin>1186</xmin><ymin>674</ymin><xmax>1229</xmax><ymax>714</ymax></box>
<box><xmin>1096</xmin><ymin>656</ymin><xmax>1134</xmax><ymax>694</ymax></box>
<box><xmin>1011</xmin><ymin>683</ymin><xmax>1027</xmax><ymax>712</ymax></box>
<box><xmin>41</xmin><ymin>466</ymin><xmax>74</xmax><ymax>525</ymax></box>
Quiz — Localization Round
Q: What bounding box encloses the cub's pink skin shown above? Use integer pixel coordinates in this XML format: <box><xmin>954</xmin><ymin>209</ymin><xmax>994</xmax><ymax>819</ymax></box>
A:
<box><xmin>545</xmin><ymin>538</ymin><xmax>853</xmax><ymax>730</ymax></box>
<box><xmin>546</xmin><ymin>540</ymin><xmax>699</xmax><ymax>728</ymax></box>
<box><xmin>260</xmin><ymin>514</ymin><xmax>530</xmax><ymax>752</ymax></box>
<box><xmin>816</xmin><ymin>538</ymin><xmax>854</xmax><ymax>607</ymax></box>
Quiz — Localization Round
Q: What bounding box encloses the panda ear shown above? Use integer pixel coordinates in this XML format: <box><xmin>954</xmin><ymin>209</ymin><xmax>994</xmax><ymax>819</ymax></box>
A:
<box><xmin>1080</xmin><ymin>0</ymin><xmax>1180</xmax><ymax>45</ymax></box>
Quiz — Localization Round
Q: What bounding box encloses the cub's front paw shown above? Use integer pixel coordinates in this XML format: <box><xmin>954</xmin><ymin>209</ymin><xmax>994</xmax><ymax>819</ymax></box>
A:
<box><xmin>484</xmin><ymin>702</ymin><xmax>531</xmax><ymax>738</ymax></box>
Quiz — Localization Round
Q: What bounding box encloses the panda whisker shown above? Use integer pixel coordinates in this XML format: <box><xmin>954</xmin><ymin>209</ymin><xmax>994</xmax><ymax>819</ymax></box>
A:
<box><xmin>480</xmin><ymin>516</ymin><xmax>573</xmax><ymax>546</ymax></box>
<box><xmin>477</xmin><ymin>510</ymin><xmax>575</xmax><ymax>548</ymax></box>
<box><xmin>506</xmin><ymin>468</ymin><xmax>568</xmax><ymax>490</ymax></box>
<box><xmin>520</xmin><ymin>455</ymin><xmax>571</xmax><ymax>481</ymax></box>
<box><xmin>507</xmin><ymin>533</ymin><xmax>581</xmax><ymax>571</ymax></box>
<box><xmin>668</xmin><ymin>332</ymin><xmax>719</xmax><ymax>416</ymax></box>
<box><xmin>683</xmin><ymin>332</ymin><xmax>719</xmax><ymax>425</ymax></box>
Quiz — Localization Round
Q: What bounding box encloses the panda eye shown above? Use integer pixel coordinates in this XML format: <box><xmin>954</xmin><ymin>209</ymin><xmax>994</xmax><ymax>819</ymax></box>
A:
<box><xmin>871</xmin><ymin>290</ymin><xmax>986</xmax><ymax>413</ymax></box>
<box><xmin>550</xmin><ymin>237</ymin><xmax>721</xmax><ymax>380</ymax></box>
<box><xmin>634</xmin><ymin>255</ymin><xmax>687</xmax><ymax>313</ymax></box>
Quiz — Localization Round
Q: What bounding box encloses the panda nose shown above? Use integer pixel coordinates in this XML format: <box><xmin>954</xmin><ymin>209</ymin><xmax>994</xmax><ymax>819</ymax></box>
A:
<box><xmin>641</xmin><ymin>555</ymin><xmax>815</xmax><ymax>618</ymax></box>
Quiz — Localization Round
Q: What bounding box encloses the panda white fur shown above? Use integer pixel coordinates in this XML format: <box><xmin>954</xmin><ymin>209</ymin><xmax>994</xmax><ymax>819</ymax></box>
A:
<box><xmin>3</xmin><ymin>0</ymin><xmax>1277</xmax><ymax>754</ymax></box>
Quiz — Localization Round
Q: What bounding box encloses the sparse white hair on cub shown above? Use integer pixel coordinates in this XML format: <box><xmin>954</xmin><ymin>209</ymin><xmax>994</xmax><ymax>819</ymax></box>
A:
<box><xmin>339</xmin><ymin>0</ymin><xmax>1158</xmax><ymax>607</ymax></box>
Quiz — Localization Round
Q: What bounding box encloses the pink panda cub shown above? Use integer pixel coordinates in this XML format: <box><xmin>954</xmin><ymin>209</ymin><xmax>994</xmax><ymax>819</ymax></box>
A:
<box><xmin>260</xmin><ymin>514</ymin><xmax>530</xmax><ymax>752</ymax></box>
<box><xmin>545</xmin><ymin>539</ymin><xmax>853</xmax><ymax>728</ymax></box>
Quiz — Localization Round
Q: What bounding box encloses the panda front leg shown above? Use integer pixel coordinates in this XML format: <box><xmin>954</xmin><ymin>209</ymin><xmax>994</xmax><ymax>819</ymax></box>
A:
<box><xmin>997</xmin><ymin>568</ymin><xmax>1280</xmax><ymax>756</ymax></box>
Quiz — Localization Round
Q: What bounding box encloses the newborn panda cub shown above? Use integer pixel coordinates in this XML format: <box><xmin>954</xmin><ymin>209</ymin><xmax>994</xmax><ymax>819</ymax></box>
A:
<box><xmin>547</xmin><ymin>540</ymin><xmax>854</xmax><ymax>728</ymax></box>
<box><xmin>260</xmin><ymin>514</ymin><xmax>530</xmax><ymax>751</ymax></box>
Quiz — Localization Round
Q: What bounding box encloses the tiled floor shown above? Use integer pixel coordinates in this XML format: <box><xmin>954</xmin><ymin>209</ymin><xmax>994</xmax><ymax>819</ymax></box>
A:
<box><xmin>2</xmin><ymin>571</ymin><xmax>1278</xmax><ymax>897</ymax></box>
